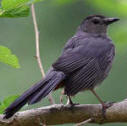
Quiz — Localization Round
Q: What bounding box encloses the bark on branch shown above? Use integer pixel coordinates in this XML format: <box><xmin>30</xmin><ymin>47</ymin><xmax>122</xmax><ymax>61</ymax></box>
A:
<box><xmin>0</xmin><ymin>99</ymin><xmax>127</xmax><ymax>126</ymax></box>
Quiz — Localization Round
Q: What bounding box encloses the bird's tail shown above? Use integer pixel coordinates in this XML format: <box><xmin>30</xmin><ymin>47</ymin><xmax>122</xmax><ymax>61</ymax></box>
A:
<box><xmin>4</xmin><ymin>70</ymin><xmax>65</xmax><ymax>119</ymax></box>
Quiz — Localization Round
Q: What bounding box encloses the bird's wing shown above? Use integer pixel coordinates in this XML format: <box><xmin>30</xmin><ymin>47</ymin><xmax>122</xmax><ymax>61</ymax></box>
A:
<box><xmin>52</xmin><ymin>45</ymin><xmax>93</xmax><ymax>74</ymax></box>
<box><xmin>53</xmin><ymin>41</ymin><xmax>115</xmax><ymax>95</ymax></box>
<box><xmin>64</xmin><ymin>58</ymin><xmax>101</xmax><ymax>95</ymax></box>
<box><xmin>98</xmin><ymin>45</ymin><xmax>115</xmax><ymax>71</ymax></box>
<box><xmin>64</xmin><ymin>44</ymin><xmax>115</xmax><ymax>95</ymax></box>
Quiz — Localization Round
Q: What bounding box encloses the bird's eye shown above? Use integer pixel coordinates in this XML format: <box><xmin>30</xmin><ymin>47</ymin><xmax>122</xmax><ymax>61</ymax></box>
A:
<box><xmin>92</xmin><ymin>19</ymin><xmax>100</xmax><ymax>24</ymax></box>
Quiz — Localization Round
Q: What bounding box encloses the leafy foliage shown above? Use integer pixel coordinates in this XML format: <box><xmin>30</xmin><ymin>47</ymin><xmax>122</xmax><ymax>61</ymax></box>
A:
<box><xmin>0</xmin><ymin>95</ymin><xmax>19</xmax><ymax>114</ymax></box>
<box><xmin>0</xmin><ymin>0</ymin><xmax>43</xmax><ymax>17</ymax></box>
<box><xmin>0</xmin><ymin>46</ymin><xmax>20</xmax><ymax>68</ymax></box>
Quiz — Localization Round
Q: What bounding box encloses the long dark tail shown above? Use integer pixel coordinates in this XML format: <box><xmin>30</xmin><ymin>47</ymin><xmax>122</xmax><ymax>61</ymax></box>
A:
<box><xmin>4</xmin><ymin>70</ymin><xmax>65</xmax><ymax>119</ymax></box>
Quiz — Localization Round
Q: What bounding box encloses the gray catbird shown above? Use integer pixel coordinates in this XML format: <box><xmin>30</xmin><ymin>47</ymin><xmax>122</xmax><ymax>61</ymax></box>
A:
<box><xmin>4</xmin><ymin>15</ymin><xmax>119</xmax><ymax>119</ymax></box>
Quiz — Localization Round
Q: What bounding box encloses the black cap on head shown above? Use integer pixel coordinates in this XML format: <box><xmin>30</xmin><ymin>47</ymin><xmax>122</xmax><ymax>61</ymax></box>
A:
<box><xmin>82</xmin><ymin>14</ymin><xmax>119</xmax><ymax>25</ymax></box>
<box><xmin>85</xmin><ymin>15</ymin><xmax>105</xmax><ymax>20</ymax></box>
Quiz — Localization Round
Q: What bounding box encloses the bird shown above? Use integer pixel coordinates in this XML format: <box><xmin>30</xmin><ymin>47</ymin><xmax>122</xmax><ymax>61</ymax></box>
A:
<box><xmin>4</xmin><ymin>15</ymin><xmax>119</xmax><ymax>119</ymax></box>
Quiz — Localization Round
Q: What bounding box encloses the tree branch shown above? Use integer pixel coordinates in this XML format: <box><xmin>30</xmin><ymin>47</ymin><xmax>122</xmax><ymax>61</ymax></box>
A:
<box><xmin>31</xmin><ymin>4</ymin><xmax>55</xmax><ymax>104</ymax></box>
<box><xmin>1</xmin><ymin>99</ymin><xmax>127</xmax><ymax>126</ymax></box>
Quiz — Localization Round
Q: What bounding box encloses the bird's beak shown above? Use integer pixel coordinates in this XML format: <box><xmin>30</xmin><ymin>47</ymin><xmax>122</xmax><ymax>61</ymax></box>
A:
<box><xmin>104</xmin><ymin>17</ymin><xmax>120</xmax><ymax>25</ymax></box>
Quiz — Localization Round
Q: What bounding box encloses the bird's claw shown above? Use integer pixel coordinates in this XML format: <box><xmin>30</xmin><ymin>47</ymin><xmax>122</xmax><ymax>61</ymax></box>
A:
<box><xmin>69</xmin><ymin>103</ymin><xmax>79</xmax><ymax>107</ymax></box>
<box><xmin>66</xmin><ymin>100</ymin><xmax>79</xmax><ymax>107</ymax></box>
<box><xmin>102</xmin><ymin>101</ymin><xmax>114</xmax><ymax>118</ymax></box>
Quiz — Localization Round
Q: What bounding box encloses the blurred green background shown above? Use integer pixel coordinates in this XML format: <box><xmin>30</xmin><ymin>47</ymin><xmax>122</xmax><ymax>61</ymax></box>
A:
<box><xmin>0</xmin><ymin>0</ymin><xmax>127</xmax><ymax>125</ymax></box>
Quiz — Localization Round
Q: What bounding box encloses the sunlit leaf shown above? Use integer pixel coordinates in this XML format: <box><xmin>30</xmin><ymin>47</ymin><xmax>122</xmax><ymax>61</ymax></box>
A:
<box><xmin>1</xmin><ymin>0</ymin><xmax>29</xmax><ymax>10</ymax></box>
<box><xmin>0</xmin><ymin>6</ymin><xmax>30</xmax><ymax>17</ymax></box>
<box><xmin>0</xmin><ymin>95</ymin><xmax>19</xmax><ymax>114</ymax></box>
<box><xmin>0</xmin><ymin>0</ymin><xmax>44</xmax><ymax>17</ymax></box>
<box><xmin>0</xmin><ymin>46</ymin><xmax>20</xmax><ymax>68</ymax></box>
<box><xmin>1</xmin><ymin>0</ymin><xmax>43</xmax><ymax>9</ymax></box>
<box><xmin>3</xmin><ymin>95</ymin><xmax>19</xmax><ymax>106</ymax></box>
<box><xmin>0</xmin><ymin>104</ymin><xmax>6</xmax><ymax>114</ymax></box>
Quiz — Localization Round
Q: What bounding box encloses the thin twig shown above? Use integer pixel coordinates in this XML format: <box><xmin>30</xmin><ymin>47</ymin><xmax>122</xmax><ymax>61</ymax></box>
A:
<box><xmin>75</xmin><ymin>118</ymin><xmax>93</xmax><ymax>126</ymax></box>
<box><xmin>31</xmin><ymin>4</ymin><xmax>55</xmax><ymax>104</ymax></box>
<box><xmin>31</xmin><ymin>4</ymin><xmax>45</xmax><ymax>77</ymax></box>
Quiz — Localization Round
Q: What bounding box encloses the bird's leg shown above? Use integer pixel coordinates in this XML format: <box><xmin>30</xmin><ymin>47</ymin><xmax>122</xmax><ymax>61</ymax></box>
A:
<box><xmin>66</xmin><ymin>96</ymin><xmax>79</xmax><ymax>106</ymax></box>
<box><xmin>66</xmin><ymin>96</ymin><xmax>74</xmax><ymax>105</ymax></box>
<box><xmin>90</xmin><ymin>89</ymin><xmax>104</xmax><ymax>105</ymax></box>
<box><xmin>90</xmin><ymin>89</ymin><xmax>113</xmax><ymax>117</ymax></box>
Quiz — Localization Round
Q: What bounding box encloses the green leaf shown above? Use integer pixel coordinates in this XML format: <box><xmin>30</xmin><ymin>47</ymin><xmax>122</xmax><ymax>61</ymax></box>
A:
<box><xmin>0</xmin><ymin>0</ymin><xmax>43</xmax><ymax>17</ymax></box>
<box><xmin>1</xmin><ymin>0</ymin><xmax>29</xmax><ymax>10</ymax></box>
<box><xmin>3</xmin><ymin>95</ymin><xmax>19</xmax><ymax>106</ymax></box>
<box><xmin>0</xmin><ymin>6</ymin><xmax>30</xmax><ymax>17</ymax></box>
<box><xmin>0</xmin><ymin>104</ymin><xmax>6</xmax><ymax>114</ymax></box>
<box><xmin>0</xmin><ymin>46</ymin><xmax>20</xmax><ymax>68</ymax></box>
<box><xmin>1</xmin><ymin>0</ymin><xmax>43</xmax><ymax>9</ymax></box>
<box><xmin>0</xmin><ymin>95</ymin><xmax>19</xmax><ymax>114</ymax></box>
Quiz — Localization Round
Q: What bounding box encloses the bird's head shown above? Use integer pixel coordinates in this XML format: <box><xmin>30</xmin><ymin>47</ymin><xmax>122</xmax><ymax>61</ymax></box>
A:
<box><xmin>80</xmin><ymin>15</ymin><xmax>119</xmax><ymax>35</ymax></box>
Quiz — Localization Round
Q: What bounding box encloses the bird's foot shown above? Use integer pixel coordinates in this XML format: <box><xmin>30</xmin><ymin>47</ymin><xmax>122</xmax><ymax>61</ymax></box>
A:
<box><xmin>66</xmin><ymin>99</ymin><xmax>79</xmax><ymax>107</ymax></box>
<box><xmin>102</xmin><ymin>101</ymin><xmax>114</xmax><ymax>118</ymax></box>
<box><xmin>67</xmin><ymin>102</ymin><xmax>80</xmax><ymax>107</ymax></box>
<box><xmin>66</xmin><ymin>96</ymin><xmax>79</xmax><ymax>107</ymax></box>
